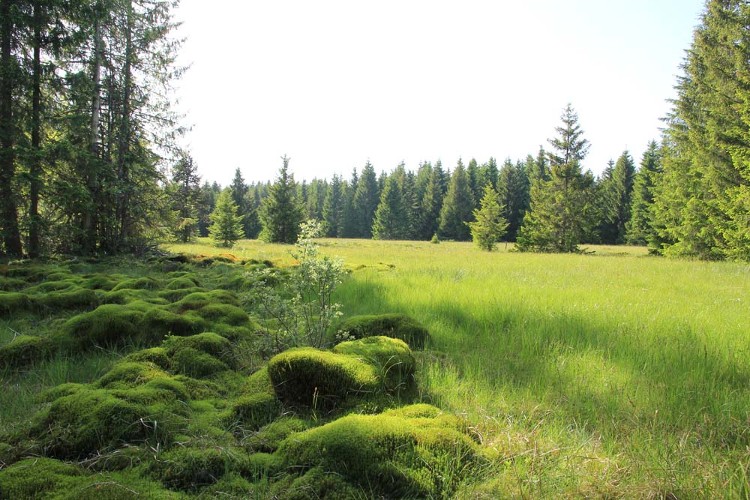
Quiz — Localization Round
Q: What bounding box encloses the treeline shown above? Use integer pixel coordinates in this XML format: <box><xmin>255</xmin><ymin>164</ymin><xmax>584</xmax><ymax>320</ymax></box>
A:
<box><xmin>0</xmin><ymin>0</ymin><xmax>181</xmax><ymax>258</ymax></box>
<box><xmin>179</xmin><ymin>105</ymin><xmax>650</xmax><ymax>251</ymax></box>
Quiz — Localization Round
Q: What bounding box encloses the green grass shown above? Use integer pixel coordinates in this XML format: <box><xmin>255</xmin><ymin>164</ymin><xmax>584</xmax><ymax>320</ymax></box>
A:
<box><xmin>165</xmin><ymin>237</ymin><xmax>750</xmax><ymax>497</ymax></box>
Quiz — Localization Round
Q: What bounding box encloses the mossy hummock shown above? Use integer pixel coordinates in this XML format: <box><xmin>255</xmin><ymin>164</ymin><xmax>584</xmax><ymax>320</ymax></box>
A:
<box><xmin>336</xmin><ymin>313</ymin><xmax>430</xmax><ymax>349</ymax></box>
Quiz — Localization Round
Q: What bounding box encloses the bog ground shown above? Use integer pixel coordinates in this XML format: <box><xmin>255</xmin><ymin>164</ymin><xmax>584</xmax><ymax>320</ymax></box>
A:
<box><xmin>168</xmin><ymin>238</ymin><xmax>750</xmax><ymax>497</ymax></box>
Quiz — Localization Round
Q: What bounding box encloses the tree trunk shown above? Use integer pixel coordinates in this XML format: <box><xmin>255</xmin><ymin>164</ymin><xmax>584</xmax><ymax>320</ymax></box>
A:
<box><xmin>28</xmin><ymin>1</ymin><xmax>43</xmax><ymax>258</ymax></box>
<box><xmin>83</xmin><ymin>11</ymin><xmax>102</xmax><ymax>254</ymax></box>
<box><xmin>116</xmin><ymin>1</ymin><xmax>133</xmax><ymax>248</ymax></box>
<box><xmin>0</xmin><ymin>0</ymin><xmax>23</xmax><ymax>257</ymax></box>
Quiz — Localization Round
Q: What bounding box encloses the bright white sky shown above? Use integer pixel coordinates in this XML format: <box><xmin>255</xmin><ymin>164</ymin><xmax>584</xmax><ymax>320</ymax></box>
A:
<box><xmin>173</xmin><ymin>0</ymin><xmax>705</xmax><ymax>186</ymax></box>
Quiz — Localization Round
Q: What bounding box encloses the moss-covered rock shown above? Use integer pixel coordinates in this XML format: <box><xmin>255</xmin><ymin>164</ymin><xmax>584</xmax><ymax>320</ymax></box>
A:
<box><xmin>267</xmin><ymin>348</ymin><xmax>379</xmax><ymax>411</ymax></box>
<box><xmin>275</xmin><ymin>407</ymin><xmax>485</xmax><ymax>498</ymax></box>
<box><xmin>0</xmin><ymin>334</ymin><xmax>54</xmax><ymax>368</ymax></box>
<box><xmin>336</xmin><ymin>313</ymin><xmax>430</xmax><ymax>349</ymax></box>
<box><xmin>333</xmin><ymin>336</ymin><xmax>416</xmax><ymax>396</ymax></box>
<box><xmin>227</xmin><ymin>392</ymin><xmax>281</xmax><ymax>431</ymax></box>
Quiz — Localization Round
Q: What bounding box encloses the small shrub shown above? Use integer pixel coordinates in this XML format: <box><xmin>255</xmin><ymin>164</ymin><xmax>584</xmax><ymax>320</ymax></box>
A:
<box><xmin>228</xmin><ymin>393</ymin><xmax>281</xmax><ymax>431</ymax></box>
<box><xmin>267</xmin><ymin>347</ymin><xmax>379</xmax><ymax>410</ymax></box>
<box><xmin>0</xmin><ymin>334</ymin><xmax>54</xmax><ymax>368</ymax></box>
<box><xmin>336</xmin><ymin>313</ymin><xmax>430</xmax><ymax>349</ymax></box>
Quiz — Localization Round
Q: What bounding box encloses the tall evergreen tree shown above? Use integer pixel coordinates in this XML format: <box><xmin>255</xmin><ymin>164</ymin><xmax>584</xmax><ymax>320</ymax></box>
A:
<box><xmin>372</xmin><ymin>174</ymin><xmax>406</xmax><ymax>240</ymax></box>
<box><xmin>259</xmin><ymin>155</ymin><xmax>303</xmax><ymax>244</ymax></box>
<box><xmin>610</xmin><ymin>151</ymin><xmax>636</xmax><ymax>243</ymax></box>
<box><xmin>626</xmin><ymin>141</ymin><xmax>662</xmax><ymax>245</ymax></box>
<box><xmin>438</xmin><ymin>159</ymin><xmax>474</xmax><ymax>241</ymax></box>
<box><xmin>419</xmin><ymin>163</ymin><xmax>445</xmax><ymax>240</ymax></box>
<box><xmin>322</xmin><ymin>174</ymin><xmax>344</xmax><ymax>237</ymax></box>
<box><xmin>169</xmin><ymin>152</ymin><xmax>201</xmax><ymax>243</ymax></box>
<box><xmin>496</xmin><ymin>159</ymin><xmax>529</xmax><ymax>241</ymax></box>
<box><xmin>352</xmin><ymin>161</ymin><xmax>379</xmax><ymax>238</ymax></box>
<box><xmin>517</xmin><ymin>104</ymin><xmax>595</xmax><ymax>252</ymax></box>
<box><xmin>229</xmin><ymin>167</ymin><xmax>251</xmax><ymax>238</ymax></box>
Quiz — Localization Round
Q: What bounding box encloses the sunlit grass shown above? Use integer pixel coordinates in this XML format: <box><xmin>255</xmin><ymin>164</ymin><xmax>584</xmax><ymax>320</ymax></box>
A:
<box><xmin>166</xmin><ymin>237</ymin><xmax>750</xmax><ymax>496</ymax></box>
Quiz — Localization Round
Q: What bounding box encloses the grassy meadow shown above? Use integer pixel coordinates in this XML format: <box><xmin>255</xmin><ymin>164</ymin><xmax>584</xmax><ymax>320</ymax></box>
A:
<box><xmin>165</xmin><ymin>238</ymin><xmax>750</xmax><ymax>497</ymax></box>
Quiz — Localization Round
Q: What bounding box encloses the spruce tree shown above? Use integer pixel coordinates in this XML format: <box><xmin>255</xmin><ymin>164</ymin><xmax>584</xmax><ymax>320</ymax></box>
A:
<box><xmin>259</xmin><ymin>155</ymin><xmax>303</xmax><ymax>244</ymax></box>
<box><xmin>372</xmin><ymin>174</ymin><xmax>406</xmax><ymax>240</ymax></box>
<box><xmin>352</xmin><ymin>161</ymin><xmax>379</xmax><ymax>238</ymax></box>
<box><xmin>496</xmin><ymin>159</ymin><xmax>530</xmax><ymax>241</ymax></box>
<box><xmin>438</xmin><ymin>159</ymin><xmax>474</xmax><ymax>241</ymax></box>
<box><xmin>419</xmin><ymin>164</ymin><xmax>445</xmax><ymax>240</ymax></box>
<box><xmin>322</xmin><ymin>174</ymin><xmax>344</xmax><ymax>237</ymax></box>
<box><xmin>209</xmin><ymin>189</ymin><xmax>243</xmax><ymax>248</ymax></box>
<box><xmin>230</xmin><ymin>167</ymin><xmax>252</xmax><ymax>238</ymax></box>
<box><xmin>626</xmin><ymin>141</ymin><xmax>662</xmax><ymax>245</ymax></box>
<box><xmin>468</xmin><ymin>184</ymin><xmax>509</xmax><ymax>251</ymax></box>
<box><xmin>516</xmin><ymin>104</ymin><xmax>594</xmax><ymax>252</ymax></box>
<box><xmin>169</xmin><ymin>152</ymin><xmax>201</xmax><ymax>243</ymax></box>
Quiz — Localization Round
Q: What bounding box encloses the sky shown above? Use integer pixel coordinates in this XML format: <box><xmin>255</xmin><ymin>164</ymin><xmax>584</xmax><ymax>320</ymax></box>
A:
<box><xmin>173</xmin><ymin>0</ymin><xmax>705</xmax><ymax>186</ymax></box>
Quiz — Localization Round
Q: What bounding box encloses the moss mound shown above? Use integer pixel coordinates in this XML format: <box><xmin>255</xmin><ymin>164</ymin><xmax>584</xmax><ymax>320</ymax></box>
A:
<box><xmin>0</xmin><ymin>334</ymin><xmax>54</xmax><ymax>368</ymax></box>
<box><xmin>242</xmin><ymin>417</ymin><xmax>309</xmax><ymax>453</ymax></box>
<box><xmin>267</xmin><ymin>348</ymin><xmax>379</xmax><ymax>411</ymax></box>
<box><xmin>163</xmin><ymin>332</ymin><xmax>236</xmax><ymax>377</ymax></box>
<box><xmin>0</xmin><ymin>292</ymin><xmax>30</xmax><ymax>316</ymax></box>
<box><xmin>150</xmin><ymin>446</ymin><xmax>249</xmax><ymax>491</ymax></box>
<box><xmin>276</xmin><ymin>406</ymin><xmax>484</xmax><ymax>498</ymax></box>
<box><xmin>141</xmin><ymin>307</ymin><xmax>207</xmax><ymax>337</ymax></box>
<box><xmin>165</xmin><ymin>276</ymin><xmax>200</xmax><ymax>290</ymax></box>
<box><xmin>194</xmin><ymin>303</ymin><xmax>249</xmax><ymax>326</ymax></box>
<box><xmin>111</xmin><ymin>277</ymin><xmax>161</xmax><ymax>291</ymax></box>
<box><xmin>333</xmin><ymin>336</ymin><xmax>417</xmax><ymax>396</ymax></box>
<box><xmin>337</xmin><ymin>313</ymin><xmax>430</xmax><ymax>349</ymax></box>
<box><xmin>228</xmin><ymin>392</ymin><xmax>282</xmax><ymax>431</ymax></box>
<box><xmin>60</xmin><ymin>304</ymin><xmax>149</xmax><ymax>348</ymax></box>
<box><xmin>95</xmin><ymin>361</ymin><xmax>170</xmax><ymax>389</ymax></box>
<box><xmin>31</xmin><ymin>287</ymin><xmax>99</xmax><ymax>311</ymax></box>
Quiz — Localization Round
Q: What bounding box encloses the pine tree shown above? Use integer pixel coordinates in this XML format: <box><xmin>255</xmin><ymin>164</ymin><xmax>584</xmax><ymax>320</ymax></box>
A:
<box><xmin>372</xmin><ymin>174</ymin><xmax>406</xmax><ymax>240</ymax></box>
<box><xmin>230</xmin><ymin>167</ymin><xmax>252</xmax><ymax>238</ymax></box>
<box><xmin>209</xmin><ymin>189</ymin><xmax>243</xmax><ymax>248</ymax></box>
<box><xmin>626</xmin><ymin>141</ymin><xmax>662</xmax><ymax>245</ymax></box>
<box><xmin>595</xmin><ymin>160</ymin><xmax>618</xmax><ymax>244</ymax></box>
<box><xmin>469</xmin><ymin>184</ymin><xmax>509</xmax><ymax>251</ymax></box>
<box><xmin>438</xmin><ymin>159</ymin><xmax>474</xmax><ymax>241</ymax></box>
<box><xmin>516</xmin><ymin>104</ymin><xmax>594</xmax><ymax>252</ymax></box>
<box><xmin>260</xmin><ymin>155</ymin><xmax>303</xmax><ymax>244</ymax></box>
<box><xmin>610</xmin><ymin>151</ymin><xmax>636</xmax><ymax>243</ymax></box>
<box><xmin>496</xmin><ymin>159</ymin><xmax>530</xmax><ymax>241</ymax></box>
<box><xmin>419</xmin><ymin>164</ymin><xmax>444</xmax><ymax>240</ymax></box>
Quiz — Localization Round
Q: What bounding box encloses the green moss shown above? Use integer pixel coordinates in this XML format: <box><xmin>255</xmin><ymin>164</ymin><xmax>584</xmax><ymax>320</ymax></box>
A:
<box><xmin>246</xmin><ymin>452</ymin><xmax>283</xmax><ymax>480</ymax></box>
<box><xmin>277</xmin><ymin>466</ymin><xmax>361</xmax><ymax>500</ymax></box>
<box><xmin>333</xmin><ymin>336</ymin><xmax>416</xmax><ymax>397</ymax></box>
<box><xmin>111</xmin><ymin>277</ymin><xmax>161</xmax><ymax>291</ymax></box>
<box><xmin>39</xmin><ymin>382</ymin><xmax>85</xmax><ymax>402</ymax></box>
<box><xmin>125</xmin><ymin>347</ymin><xmax>171</xmax><ymax>370</ymax></box>
<box><xmin>156</xmin><ymin>286</ymin><xmax>207</xmax><ymax>303</ymax></box>
<box><xmin>101</xmin><ymin>288</ymin><xmax>163</xmax><ymax>305</ymax></box>
<box><xmin>0</xmin><ymin>276</ymin><xmax>26</xmax><ymax>291</ymax></box>
<box><xmin>276</xmin><ymin>409</ymin><xmax>484</xmax><ymax>498</ymax></box>
<box><xmin>142</xmin><ymin>307</ymin><xmax>207</xmax><ymax>337</ymax></box>
<box><xmin>95</xmin><ymin>361</ymin><xmax>169</xmax><ymax>389</ymax></box>
<box><xmin>243</xmin><ymin>417</ymin><xmax>308</xmax><ymax>453</ymax></box>
<box><xmin>30</xmin><ymin>387</ymin><xmax>184</xmax><ymax>459</ymax></box>
<box><xmin>194</xmin><ymin>303</ymin><xmax>249</xmax><ymax>326</ymax></box>
<box><xmin>165</xmin><ymin>276</ymin><xmax>200</xmax><ymax>290</ymax></box>
<box><xmin>23</xmin><ymin>280</ymin><xmax>77</xmax><ymax>293</ymax></box>
<box><xmin>245</xmin><ymin>366</ymin><xmax>275</xmax><ymax>395</ymax></box>
<box><xmin>150</xmin><ymin>446</ymin><xmax>249</xmax><ymax>491</ymax></box>
<box><xmin>337</xmin><ymin>313</ymin><xmax>430</xmax><ymax>349</ymax></box>
<box><xmin>163</xmin><ymin>332</ymin><xmax>235</xmax><ymax>364</ymax></box>
<box><xmin>0</xmin><ymin>334</ymin><xmax>54</xmax><ymax>368</ymax></box>
<box><xmin>0</xmin><ymin>457</ymin><xmax>84</xmax><ymax>498</ymax></box>
<box><xmin>228</xmin><ymin>393</ymin><xmax>281</xmax><ymax>431</ymax></box>
<box><xmin>171</xmin><ymin>347</ymin><xmax>229</xmax><ymax>378</ymax></box>
<box><xmin>170</xmin><ymin>290</ymin><xmax>239</xmax><ymax>313</ymax></box>
<box><xmin>0</xmin><ymin>292</ymin><xmax>30</xmax><ymax>316</ymax></box>
<box><xmin>60</xmin><ymin>304</ymin><xmax>150</xmax><ymax>348</ymax></box>
<box><xmin>81</xmin><ymin>274</ymin><xmax>119</xmax><ymax>291</ymax></box>
<box><xmin>267</xmin><ymin>348</ymin><xmax>379</xmax><ymax>410</ymax></box>
<box><xmin>31</xmin><ymin>287</ymin><xmax>99</xmax><ymax>311</ymax></box>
